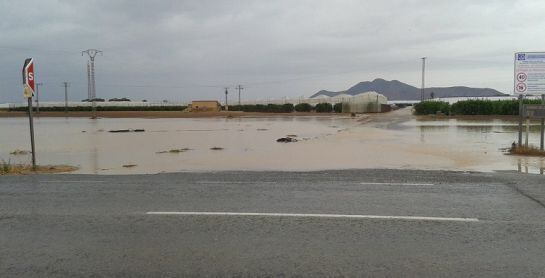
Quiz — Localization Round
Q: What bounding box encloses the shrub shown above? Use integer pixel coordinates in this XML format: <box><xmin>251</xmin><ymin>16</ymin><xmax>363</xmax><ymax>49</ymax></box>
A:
<box><xmin>294</xmin><ymin>103</ymin><xmax>313</xmax><ymax>112</ymax></box>
<box><xmin>108</xmin><ymin>98</ymin><xmax>131</xmax><ymax>102</ymax></box>
<box><xmin>281</xmin><ymin>103</ymin><xmax>294</xmax><ymax>113</ymax></box>
<box><xmin>0</xmin><ymin>159</ymin><xmax>11</xmax><ymax>174</ymax></box>
<box><xmin>334</xmin><ymin>103</ymin><xmax>343</xmax><ymax>113</ymax></box>
<box><xmin>450</xmin><ymin>99</ymin><xmax>542</xmax><ymax>116</ymax></box>
<box><xmin>8</xmin><ymin>106</ymin><xmax>187</xmax><ymax>112</ymax></box>
<box><xmin>81</xmin><ymin>98</ymin><xmax>105</xmax><ymax>102</ymax></box>
<box><xmin>413</xmin><ymin>101</ymin><xmax>450</xmax><ymax>115</ymax></box>
<box><xmin>315</xmin><ymin>103</ymin><xmax>333</xmax><ymax>113</ymax></box>
<box><xmin>227</xmin><ymin>104</ymin><xmax>294</xmax><ymax>113</ymax></box>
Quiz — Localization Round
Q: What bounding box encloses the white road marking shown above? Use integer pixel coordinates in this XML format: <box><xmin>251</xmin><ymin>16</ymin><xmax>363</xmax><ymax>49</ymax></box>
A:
<box><xmin>146</xmin><ymin>212</ymin><xmax>478</xmax><ymax>222</ymax></box>
<box><xmin>39</xmin><ymin>180</ymin><xmax>105</xmax><ymax>183</ymax></box>
<box><xmin>196</xmin><ymin>181</ymin><xmax>277</xmax><ymax>184</ymax></box>
<box><xmin>359</xmin><ymin>182</ymin><xmax>434</xmax><ymax>186</ymax></box>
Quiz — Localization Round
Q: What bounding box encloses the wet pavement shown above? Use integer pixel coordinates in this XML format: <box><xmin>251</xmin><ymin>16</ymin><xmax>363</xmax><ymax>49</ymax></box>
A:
<box><xmin>1</xmin><ymin>169</ymin><xmax>545</xmax><ymax>277</ymax></box>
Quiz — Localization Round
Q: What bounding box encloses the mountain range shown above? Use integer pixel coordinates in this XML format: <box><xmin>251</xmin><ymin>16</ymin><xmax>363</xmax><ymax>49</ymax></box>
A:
<box><xmin>310</xmin><ymin>79</ymin><xmax>507</xmax><ymax>100</ymax></box>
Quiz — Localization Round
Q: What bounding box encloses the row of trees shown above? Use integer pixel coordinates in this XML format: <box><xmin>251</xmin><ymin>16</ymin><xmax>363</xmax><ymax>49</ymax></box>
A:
<box><xmin>6</xmin><ymin>102</ymin><xmax>345</xmax><ymax>113</ymax></box>
<box><xmin>413</xmin><ymin>99</ymin><xmax>543</xmax><ymax>115</ymax></box>
<box><xmin>8</xmin><ymin>106</ymin><xmax>188</xmax><ymax>112</ymax></box>
<box><xmin>82</xmin><ymin>98</ymin><xmax>132</xmax><ymax>102</ymax></box>
<box><xmin>227</xmin><ymin>103</ymin><xmax>343</xmax><ymax>113</ymax></box>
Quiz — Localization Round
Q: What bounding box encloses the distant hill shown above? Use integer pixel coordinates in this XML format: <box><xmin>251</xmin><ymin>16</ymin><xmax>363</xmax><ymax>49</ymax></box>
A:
<box><xmin>310</xmin><ymin>78</ymin><xmax>507</xmax><ymax>100</ymax></box>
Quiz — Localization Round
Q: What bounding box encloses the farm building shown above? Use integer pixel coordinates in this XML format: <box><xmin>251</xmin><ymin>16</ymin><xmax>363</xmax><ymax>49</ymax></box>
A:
<box><xmin>189</xmin><ymin>100</ymin><xmax>221</xmax><ymax>112</ymax></box>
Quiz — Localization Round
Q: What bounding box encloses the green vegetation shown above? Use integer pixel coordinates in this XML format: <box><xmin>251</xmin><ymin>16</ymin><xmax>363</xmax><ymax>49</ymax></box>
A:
<box><xmin>413</xmin><ymin>101</ymin><xmax>450</xmax><ymax>115</ymax></box>
<box><xmin>8</xmin><ymin>106</ymin><xmax>187</xmax><ymax>112</ymax></box>
<box><xmin>294</xmin><ymin>103</ymin><xmax>313</xmax><ymax>112</ymax></box>
<box><xmin>1</xmin><ymin>159</ymin><xmax>11</xmax><ymax>174</ymax></box>
<box><xmin>450</xmin><ymin>99</ymin><xmax>541</xmax><ymax>115</ymax></box>
<box><xmin>108</xmin><ymin>98</ymin><xmax>131</xmax><ymax>102</ymax></box>
<box><xmin>228</xmin><ymin>103</ymin><xmax>294</xmax><ymax>113</ymax></box>
<box><xmin>414</xmin><ymin>99</ymin><xmax>543</xmax><ymax>116</ymax></box>
<box><xmin>0</xmin><ymin>160</ymin><xmax>77</xmax><ymax>175</ymax></box>
<box><xmin>334</xmin><ymin>103</ymin><xmax>343</xmax><ymax>113</ymax></box>
<box><xmin>82</xmin><ymin>98</ymin><xmax>106</xmax><ymax>102</ymax></box>
<box><xmin>509</xmin><ymin>145</ymin><xmax>545</xmax><ymax>157</ymax></box>
<box><xmin>315</xmin><ymin>103</ymin><xmax>333</xmax><ymax>113</ymax></box>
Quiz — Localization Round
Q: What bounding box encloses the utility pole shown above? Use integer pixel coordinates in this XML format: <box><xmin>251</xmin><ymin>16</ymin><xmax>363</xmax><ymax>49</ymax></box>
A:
<box><xmin>421</xmin><ymin>57</ymin><xmax>426</xmax><ymax>102</ymax></box>
<box><xmin>82</xmin><ymin>49</ymin><xmax>102</xmax><ymax>118</ymax></box>
<box><xmin>63</xmin><ymin>82</ymin><xmax>70</xmax><ymax>114</ymax></box>
<box><xmin>35</xmin><ymin>82</ymin><xmax>43</xmax><ymax>113</ymax></box>
<box><xmin>224</xmin><ymin>88</ymin><xmax>229</xmax><ymax>111</ymax></box>
<box><xmin>236</xmin><ymin>84</ymin><xmax>244</xmax><ymax>106</ymax></box>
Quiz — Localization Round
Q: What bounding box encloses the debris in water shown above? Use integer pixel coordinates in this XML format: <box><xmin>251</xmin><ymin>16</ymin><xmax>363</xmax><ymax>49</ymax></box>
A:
<box><xmin>210</xmin><ymin>147</ymin><xmax>224</xmax><ymax>150</ymax></box>
<box><xmin>286</xmin><ymin>134</ymin><xmax>297</xmax><ymax>137</ymax></box>
<box><xmin>276</xmin><ymin>137</ymin><xmax>298</xmax><ymax>143</ymax></box>
<box><xmin>257</xmin><ymin>128</ymin><xmax>268</xmax><ymax>131</ymax></box>
<box><xmin>122</xmin><ymin>164</ymin><xmax>137</xmax><ymax>168</ymax></box>
<box><xmin>109</xmin><ymin>129</ymin><xmax>146</xmax><ymax>133</ymax></box>
<box><xmin>9</xmin><ymin>150</ymin><xmax>30</xmax><ymax>155</ymax></box>
<box><xmin>156</xmin><ymin>148</ymin><xmax>192</xmax><ymax>154</ymax></box>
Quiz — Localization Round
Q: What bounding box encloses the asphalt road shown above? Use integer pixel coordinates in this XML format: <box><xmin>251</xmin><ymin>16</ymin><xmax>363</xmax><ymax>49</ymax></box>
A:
<box><xmin>1</xmin><ymin>169</ymin><xmax>545</xmax><ymax>277</ymax></box>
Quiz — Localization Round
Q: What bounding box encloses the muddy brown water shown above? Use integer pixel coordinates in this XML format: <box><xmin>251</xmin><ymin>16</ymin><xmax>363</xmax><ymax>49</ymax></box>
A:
<box><xmin>1</xmin><ymin>109</ymin><xmax>544</xmax><ymax>174</ymax></box>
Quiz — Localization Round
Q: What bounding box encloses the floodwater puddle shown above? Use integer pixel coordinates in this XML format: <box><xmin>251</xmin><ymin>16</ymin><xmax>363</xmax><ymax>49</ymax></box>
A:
<box><xmin>0</xmin><ymin>109</ymin><xmax>544</xmax><ymax>174</ymax></box>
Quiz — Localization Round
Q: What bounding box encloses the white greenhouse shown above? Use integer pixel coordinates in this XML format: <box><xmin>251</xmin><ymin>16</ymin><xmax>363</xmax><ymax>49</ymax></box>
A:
<box><xmin>341</xmin><ymin>91</ymin><xmax>388</xmax><ymax>113</ymax></box>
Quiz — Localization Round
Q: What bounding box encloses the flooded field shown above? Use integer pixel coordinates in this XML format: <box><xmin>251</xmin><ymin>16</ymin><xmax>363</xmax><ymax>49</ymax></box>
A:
<box><xmin>1</xmin><ymin>109</ymin><xmax>544</xmax><ymax>174</ymax></box>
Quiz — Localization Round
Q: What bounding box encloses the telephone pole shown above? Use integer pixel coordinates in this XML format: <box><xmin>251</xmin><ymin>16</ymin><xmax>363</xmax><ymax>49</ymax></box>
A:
<box><xmin>224</xmin><ymin>88</ymin><xmax>229</xmax><ymax>111</ymax></box>
<box><xmin>35</xmin><ymin>82</ymin><xmax>43</xmax><ymax>113</ymax></box>
<box><xmin>236</xmin><ymin>85</ymin><xmax>244</xmax><ymax>106</ymax></box>
<box><xmin>63</xmin><ymin>82</ymin><xmax>70</xmax><ymax>113</ymax></box>
<box><xmin>82</xmin><ymin>49</ymin><xmax>102</xmax><ymax>118</ymax></box>
<box><xmin>421</xmin><ymin>57</ymin><xmax>426</xmax><ymax>102</ymax></box>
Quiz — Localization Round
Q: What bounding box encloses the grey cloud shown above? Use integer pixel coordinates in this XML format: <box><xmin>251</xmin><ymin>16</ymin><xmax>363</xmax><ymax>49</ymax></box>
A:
<box><xmin>1</xmin><ymin>0</ymin><xmax>544</xmax><ymax>103</ymax></box>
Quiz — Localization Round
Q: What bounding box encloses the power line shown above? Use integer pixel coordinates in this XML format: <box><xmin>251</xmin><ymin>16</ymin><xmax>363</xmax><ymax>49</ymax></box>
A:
<box><xmin>236</xmin><ymin>84</ymin><xmax>244</xmax><ymax>106</ymax></box>
<box><xmin>82</xmin><ymin>49</ymin><xmax>103</xmax><ymax>118</ymax></box>
<box><xmin>224</xmin><ymin>87</ymin><xmax>229</xmax><ymax>111</ymax></box>
<box><xmin>63</xmin><ymin>82</ymin><xmax>70</xmax><ymax>113</ymax></box>
<box><xmin>0</xmin><ymin>45</ymin><xmax>79</xmax><ymax>54</ymax></box>
<box><xmin>421</xmin><ymin>57</ymin><xmax>426</xmax><ymax>101</ymax></box>
<box><xmin>36</xmin><ymin>83</ymin><xmax>43</xmax><ymax>113</ymax></box>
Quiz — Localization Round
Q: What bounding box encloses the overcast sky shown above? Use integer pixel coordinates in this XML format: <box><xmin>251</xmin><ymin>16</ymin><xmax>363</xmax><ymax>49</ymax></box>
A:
<box><xmin>1</xmin><ymin>0</ymin><xmax>544</xmax><ymax>103</ymax></box>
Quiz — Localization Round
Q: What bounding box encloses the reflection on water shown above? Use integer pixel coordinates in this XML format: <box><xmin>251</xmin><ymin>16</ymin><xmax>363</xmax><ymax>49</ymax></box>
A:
<box><xmin>517</xmin><ymin>158</ymin><xmax>545</xmax><ymax>175</ymax></box>
<box><xmin>405</xmin><ymin>118</ymin><xmax>545</xmax><ymax>175</ymax></box>
<box><xmin>1</xmin><ymin>113</ymin><xmax>544</xmax><ymax>175</ymax></box>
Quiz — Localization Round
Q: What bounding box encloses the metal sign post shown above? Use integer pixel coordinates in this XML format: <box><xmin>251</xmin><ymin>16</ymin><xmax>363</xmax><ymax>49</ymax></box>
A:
<box><xmin>514</xmin><ymin>52</ymin><xmax>545</xmax><ymax>148</ymax></box>
<box><xmin>22</xmin><ymin>58</ymin><xmax>37</xmax><ymax>170</ymax></box>
<box><xmin>522</xmin><ymin>104</ymin><xmax>545</xmax><ymax>150</ymax></box>
<box><xmin>542</xmin><ymin>94</ymin><xmax>545</xmax><ymax>150</ymax></box>
<box><xmin>518</xmin><ymin>95</ymin><xmax>523</xmax><ymax>147</ymax></box>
